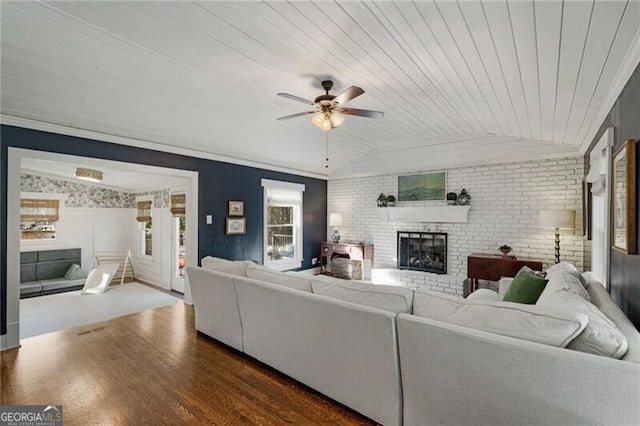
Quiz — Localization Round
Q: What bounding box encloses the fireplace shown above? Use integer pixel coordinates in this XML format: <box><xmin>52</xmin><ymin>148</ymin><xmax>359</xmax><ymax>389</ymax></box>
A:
<box><xmin>397</xmin><ymin>231</ymin><xmax>447</xmax><ymax>274</ymax></box>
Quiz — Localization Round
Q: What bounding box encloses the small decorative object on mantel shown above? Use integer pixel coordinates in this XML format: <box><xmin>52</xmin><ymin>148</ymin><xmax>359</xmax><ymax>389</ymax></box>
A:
<box><xmin>377</xmin><ymin>193</ymin><xmax>387</xmax><ymax>207</ymax></box>
<box><xmin>386</xmin><ymin>195</ymin><xmax>396</xmax><ymax>207</ymax></box>
<box><xmin>446</xmin><ymin>192</ymin><xmax>458</xmax><ymax>205</ymax></box>
<box><xmin>498</xmin><ymin>244</ymin><xmax>516</xmax><ymax>259</ymax></box>
<box><xmin>457</xmin><ymin>188</ymin><xmax>471</xmax><ymax>205</ymax></box>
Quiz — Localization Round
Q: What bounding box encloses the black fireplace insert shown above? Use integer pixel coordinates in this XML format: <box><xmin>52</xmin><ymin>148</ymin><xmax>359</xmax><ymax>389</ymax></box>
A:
<box><xmin>397</xmin><ymin>231</ymin><xmax>447</xmax><ymax>274</ymax></box>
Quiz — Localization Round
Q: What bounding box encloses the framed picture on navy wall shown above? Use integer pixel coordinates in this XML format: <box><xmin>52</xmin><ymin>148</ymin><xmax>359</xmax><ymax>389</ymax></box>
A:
<box><xmin>228</xmin><ymin>200</ymin><xmax>244</xmax><ymax>216</ymax></box>
<box><xmin>226</xmin><ymin>217</ymin><xmax>246</xmax><ymax>235</ymax></box>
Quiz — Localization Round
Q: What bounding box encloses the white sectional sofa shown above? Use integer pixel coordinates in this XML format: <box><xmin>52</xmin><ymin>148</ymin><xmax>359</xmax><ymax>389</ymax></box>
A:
<box><xmin>187</xmin><ymin>258</ymin><xmax>640</xmax><ymax>426</ymax></box>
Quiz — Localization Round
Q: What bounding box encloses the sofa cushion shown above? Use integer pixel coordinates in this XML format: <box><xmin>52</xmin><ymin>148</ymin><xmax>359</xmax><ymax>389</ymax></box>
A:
<box><xmin>466</xmin><ymin>288</ymin><xmax>501</xmax><ymax>303</ymax></box>
<box><xmin>200</xmin><ymin>256</ymin><xmax>254</xmax><ymax>276</ymax></box>
<box><xmin>41</xmin><ymin>278</ymin><xmax>86</xmax><ymax>292</ymax></box>
<box><xmin>20</xmin><ymin>281</ymin><xmax>42</xmax><ymax>295</ymax></box>
<box><xmin>311</xmin><ymin>273</ymin><xmax>363</xmax><ymax>288</ymax></box>
<box><xmin>311</xmin><ymin>279</ymin><xmax>414</xmax><ymax>313</ymax></box>
<box><xmin>502</xmin><ymin>268</ymin><xmax>548</xmax><ymax>304</ymax></box>
<box><xmin>537</xmin><ymin>289</ymin><xmax>628</xmax><ymax>358</ymax></box>
<box><xmin>413</xmin><ymin>291</ymin><xmax>588</xmax><ymax>348</ymax></box>
<box><xmin>537</xmin><ymin>269</ymin><xmax>591</xmax><ymax>303</ymax></box>
<box><xmin>586</xmin><ymin>277</ymin><xmax>640</xmax><ymax>363</ymax></box>
<box><xmin>246</xmin><ymin>265</ymin><xmax>312</xmax><ymax>292</ymax></box>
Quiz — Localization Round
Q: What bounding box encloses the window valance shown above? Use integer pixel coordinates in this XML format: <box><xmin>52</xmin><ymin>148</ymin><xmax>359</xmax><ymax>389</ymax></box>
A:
<box><xmin>136</xmin><ymin>200</ymin><xmax>152</xmax><ymax>222</ymax></box>
<box><xmin>20</xmin><ymin>199</ymin><xmax>59</xmax><ymax>221</ymax></box>
<box><xmin>170</xmin><ymin>194</ymin><xmax>186</xmax><ymax>216</ymax></box>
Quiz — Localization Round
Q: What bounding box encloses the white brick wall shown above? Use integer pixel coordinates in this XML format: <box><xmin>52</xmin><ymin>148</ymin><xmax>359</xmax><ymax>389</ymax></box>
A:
<box><xmin>328</xmin><ymin>157</ymin><xmax>585</xmax><ymax>295</ymax></box>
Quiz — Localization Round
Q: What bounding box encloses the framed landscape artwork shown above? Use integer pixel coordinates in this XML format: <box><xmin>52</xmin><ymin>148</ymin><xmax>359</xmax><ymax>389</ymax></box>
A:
<box><xmin>398</xmin><ymin>172</ymin><xmax>446</xmax><ymax>202</ymax></box>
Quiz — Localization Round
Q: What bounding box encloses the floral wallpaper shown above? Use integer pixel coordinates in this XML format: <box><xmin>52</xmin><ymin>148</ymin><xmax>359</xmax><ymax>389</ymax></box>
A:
<box><xmin>133</xmin><ymin>189</ymin><xmax>171</xmax><ymax>208</ymax></box>
<box><xmin>21</xmin><ymin>174</ymin><xmax>171</xmax><ymax>209</ymax></box>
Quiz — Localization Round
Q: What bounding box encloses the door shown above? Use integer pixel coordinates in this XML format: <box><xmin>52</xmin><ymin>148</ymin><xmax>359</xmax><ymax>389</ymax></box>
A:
<box><xmin>171</xmin><ymin>215</ymin><xmax>186</xmax><ymax>293</ymax></box>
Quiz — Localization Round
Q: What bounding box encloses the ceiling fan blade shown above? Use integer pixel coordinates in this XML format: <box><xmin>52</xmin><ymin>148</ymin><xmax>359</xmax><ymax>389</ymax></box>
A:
<box><xmin>332</xmin><ymin>86</ymin><xmax>364</xmax><ymax>105</ymax></box>
<box><xmin>277</xmin><ymin>111</ymin><xmax>315</xmax><ymax>121</ymax></box>
<box><xmin>338</xmin><ymin>107</ymin><xmax>384</xmax><ymax>119</ymax></box>
<box><xmin>277</xmin><ymin>93</ymin><xmax>314</xmax><ymax>104</ymax></box>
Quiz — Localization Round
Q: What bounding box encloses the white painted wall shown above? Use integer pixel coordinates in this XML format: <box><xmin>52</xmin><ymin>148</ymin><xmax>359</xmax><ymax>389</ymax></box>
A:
<box><xmin>20</xmin><ymin>207</ymin><xmax>133</xmax><ymax>272</ymax></box>
<box><xmin>328</xmin><ymin>157</ymin><xmax>585</xmax><ymax>295</ymax></box>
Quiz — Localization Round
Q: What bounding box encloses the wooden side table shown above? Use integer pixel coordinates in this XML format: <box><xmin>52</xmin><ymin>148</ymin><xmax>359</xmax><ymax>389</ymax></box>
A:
<box><xmin>467</xmin><ymin>254</ymin><xmax>543</xmax><ymax>295</ymax></box>
<box><xmin>320</xmin><ymin>242</ymin><xmax>374</xmax><ymax>279</ymax></box>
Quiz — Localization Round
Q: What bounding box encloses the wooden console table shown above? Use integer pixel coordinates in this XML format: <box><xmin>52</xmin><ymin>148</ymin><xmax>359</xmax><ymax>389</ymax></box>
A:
<box><xmin>320</xmin><ymin>242</ymin><xmax>374</xmax><ymax>279</ymax></box>
<box><xmin>467</xmin><ymin>254</ymin><xmax>543</xmax><ymax>294</ymax></box>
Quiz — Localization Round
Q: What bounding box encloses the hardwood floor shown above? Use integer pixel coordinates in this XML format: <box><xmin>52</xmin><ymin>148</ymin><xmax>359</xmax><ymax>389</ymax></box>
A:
<box><xmin>1</xmin><ymin>303</ymin><xmax>375</xmax><ymax>425</ymax></box>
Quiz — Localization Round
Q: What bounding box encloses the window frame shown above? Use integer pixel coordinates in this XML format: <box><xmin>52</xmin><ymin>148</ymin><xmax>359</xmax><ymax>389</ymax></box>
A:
<box><xmin>261</xmin><ymin>179</ymin><xmax>305</xmax><ymax>271</ymax></box>
<box><xmin>136</xmin><ymin>195</ymin><xmax>154</xmax><ymax>259</ymax></box>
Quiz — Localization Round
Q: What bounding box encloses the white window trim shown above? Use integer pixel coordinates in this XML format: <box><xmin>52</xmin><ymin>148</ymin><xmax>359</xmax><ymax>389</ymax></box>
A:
<box><xmin>136</xmin><ymin>195</ymin><xmax>154</xmax><ymax>260</ymax></box>
<box><xmin>261</xmin><ymin>179</ymin><xmax>305</xmax><ymax>271</ymax></box>
<box><xmin>589</xmin><ymin>127</ymin><xmax>613</xmax><ymax>288</ymax></box>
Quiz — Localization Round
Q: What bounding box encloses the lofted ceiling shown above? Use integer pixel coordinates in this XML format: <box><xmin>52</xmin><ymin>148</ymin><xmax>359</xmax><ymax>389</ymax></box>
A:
<box><xmin>1</xmin><ymin>1</ymin><xmax>639</xmax><ymax>179</ymax></box>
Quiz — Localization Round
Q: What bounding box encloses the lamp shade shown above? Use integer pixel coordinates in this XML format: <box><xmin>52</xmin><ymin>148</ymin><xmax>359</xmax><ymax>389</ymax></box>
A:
<box><xmin>329</xmin><ymin>212</ymin><xmax>343</xmax><ymax>227</ymax></box>
<box><xmin>539</xmin><ymin>209</ymin><xmax>575</xmax><ymax>229</ymax></box>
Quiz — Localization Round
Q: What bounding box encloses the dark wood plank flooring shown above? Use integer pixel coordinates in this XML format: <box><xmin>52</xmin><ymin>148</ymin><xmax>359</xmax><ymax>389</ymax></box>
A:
<box><xmin>1</xmin><ymin>303</ymin><xmax>375</xmax><ymax>425</ymax></box>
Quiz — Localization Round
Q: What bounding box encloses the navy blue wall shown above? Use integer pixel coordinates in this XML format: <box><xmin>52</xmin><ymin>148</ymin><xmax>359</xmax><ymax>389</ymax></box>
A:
<box><xmin>585</xmin><ymin>63</ymin><xmax>640</xmax><ymax>329</ymax></box>
<box><xmin>0</xmin><ymin>125</ymin><xmax>327</xmax><ymax>335</ymax></box>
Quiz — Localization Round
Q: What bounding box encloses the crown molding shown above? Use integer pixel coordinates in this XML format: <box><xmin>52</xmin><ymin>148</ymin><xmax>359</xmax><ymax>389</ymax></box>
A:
<box><xmin>0</xmin><ymin>115</ymin><xmax>327</xmax><ymax>181</ymax></box>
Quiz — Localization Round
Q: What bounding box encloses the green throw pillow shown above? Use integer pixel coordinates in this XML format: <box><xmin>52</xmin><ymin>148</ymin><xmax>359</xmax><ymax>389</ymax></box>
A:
<box><xmin>503</xmin><ymin>269</ymin><xmax>548</xmax><ymax>304</ymax></box>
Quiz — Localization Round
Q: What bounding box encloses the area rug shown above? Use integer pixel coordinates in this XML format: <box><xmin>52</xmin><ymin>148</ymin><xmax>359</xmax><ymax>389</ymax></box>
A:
<box><xmin>20</xmin><ymin>282</ymin><xmax>181</xmax><ymax>338</ymax></box>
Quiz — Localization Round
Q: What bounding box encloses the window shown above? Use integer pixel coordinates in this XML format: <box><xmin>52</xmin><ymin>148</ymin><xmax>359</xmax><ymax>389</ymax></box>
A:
<box><xmin>136</xmin><ymin>199</ymin><xmax>153</xmax><ymax>257</ymax></box>
<box><xmin>20</xmin><ymin>197</ymin><xmax>60</xmax><ymax>240</ymax></box>
<box><xmin>587</xmin><ymin>127</ymin><xmax>613</xmax><ymax>286</ymax></box>
<box><xmin>171</xmin><ymin>193</ymin><xmax>186</xmax><ymax>277</ymax></box>
<box><xmin>262</xmin><ymin>179</ymin><xmax>305</xmax><ymax>271</ymax></box>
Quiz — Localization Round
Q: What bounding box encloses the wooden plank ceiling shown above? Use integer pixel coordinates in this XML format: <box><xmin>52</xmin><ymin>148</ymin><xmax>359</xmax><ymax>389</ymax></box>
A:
<box><xmin>1</xmin><ymin>1</ymin><xmax>639</xmax><ymax>178</ymax></box>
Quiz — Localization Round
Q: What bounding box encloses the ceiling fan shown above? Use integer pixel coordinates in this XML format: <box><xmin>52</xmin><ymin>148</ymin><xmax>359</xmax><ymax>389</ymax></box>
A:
<box><xmin>277</xmin><ymin>80</ymin><xmax>384</xmax><ymax>131</ymax></box>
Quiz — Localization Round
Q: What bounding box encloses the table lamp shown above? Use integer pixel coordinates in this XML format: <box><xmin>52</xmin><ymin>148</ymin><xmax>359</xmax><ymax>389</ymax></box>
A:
<box><xmin>329</xmin><ymin>213</ymin><xmax>343</xmax><ymax>243</ymax></box>
<box><xmin>539</xmin><ymin>209</ymin><xmax>575</xmax><ymax>263</ymax></box>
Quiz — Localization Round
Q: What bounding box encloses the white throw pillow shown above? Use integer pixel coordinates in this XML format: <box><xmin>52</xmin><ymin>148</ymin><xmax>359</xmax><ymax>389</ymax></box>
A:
<box><xmin>246</xmin><ymin>265</ymin><xmax>312</xmax><ymax>292</ymax></box>
<box><xmin>64</xmin><ymin>263</ymin><xmax>80</xmax><ymax>280</ymax></box>
<box><xmin>311</xmin><ymin>279</ymin><xmax>414</xmax><ymax>313</ymax></box>
<box><xmin>413</xmin><ymin>290</ymin><xmax>588</xmax><ymax>348</ymax></box>
<box><xmin>545</xmin><ymin>261</ymin><xmax>578</xmax><ymax>277</ymax></box>
<box><xmin>536</xmin><ymin>289</ymin><xmax>628</xmax><ymax>358</ymax></box>
<box><xmin>537</xmin><ymin>269</ymin><xmax>590</xmax><ymax>303</ymax></box>
<box><xmin>498</xmin><ymin>277</ymin><xmax>514</xmax><ymax>296</ymax></box>
<box><xmin>200</xmin><ymin>256</ymin><xmax>255</xmax><ymax>276</ymax></box>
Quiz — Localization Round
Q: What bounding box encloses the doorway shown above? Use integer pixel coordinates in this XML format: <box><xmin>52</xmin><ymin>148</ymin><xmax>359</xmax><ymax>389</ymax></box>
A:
<box><xmin>4</xmin><ymin>147</ymin><xmax>199</xmax><ymax>349</ymax></box>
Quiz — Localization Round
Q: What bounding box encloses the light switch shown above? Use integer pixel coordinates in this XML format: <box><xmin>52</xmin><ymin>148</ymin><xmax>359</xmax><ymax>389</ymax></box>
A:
<box><xmin>206</xmin><ymin>215</ymin><xmax>213</xmax><ymax>224</ymax></box>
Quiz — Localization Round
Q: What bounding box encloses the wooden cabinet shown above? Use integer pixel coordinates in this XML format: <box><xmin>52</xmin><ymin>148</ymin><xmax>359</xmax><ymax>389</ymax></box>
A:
<box><xmin>320</xmin><ymin>242</ymin><xmax>374</xmax><ymax>279</ymax></box>
<box><xmin>467</xmin><ymin>254</ymin><xmax>543</xmax><ymax>294</ymax></box>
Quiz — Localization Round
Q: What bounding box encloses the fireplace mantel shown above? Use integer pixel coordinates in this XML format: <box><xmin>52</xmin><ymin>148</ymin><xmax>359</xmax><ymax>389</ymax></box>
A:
<box><xmin>378</xmin><ymin>205</ymin><xmax>470</xmax><ymax>223</ymax></box>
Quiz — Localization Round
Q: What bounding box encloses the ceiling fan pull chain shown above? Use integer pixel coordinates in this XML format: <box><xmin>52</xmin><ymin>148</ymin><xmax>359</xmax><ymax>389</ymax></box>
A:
<box><xmin>325</xmin><ymin>133</ymin><xmax>329</xmax><ymax>169</ymax></box>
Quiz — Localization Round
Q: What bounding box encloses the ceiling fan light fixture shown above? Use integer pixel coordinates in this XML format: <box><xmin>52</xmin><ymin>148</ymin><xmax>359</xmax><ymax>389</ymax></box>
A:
<box><xmin>330</xmin><ymin>111</ymin><xmax>344</xmax><ymax>128</ymax></box>
<box><xmin>74</xmin><ymin>167</ymin><xmax>103</xmax><ymax>183</ymax></box>
<box><xmin>312</xmin><ymin>111</ymin><xmax>342</xmax><ymax>131</ymax></box>
<box><xmin>312</xmin><ymin>111</ymin><xmax>325</xmax><ymax>128</ymax></box>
